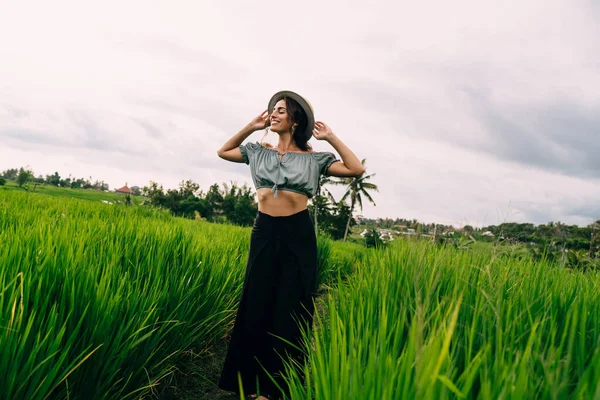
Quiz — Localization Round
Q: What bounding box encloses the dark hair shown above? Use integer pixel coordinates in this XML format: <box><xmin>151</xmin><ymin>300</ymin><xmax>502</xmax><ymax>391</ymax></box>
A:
<box><xmin>278</xmin><ymin>96</ymin><xmax>312</xmax><ymax>151</ymax></box>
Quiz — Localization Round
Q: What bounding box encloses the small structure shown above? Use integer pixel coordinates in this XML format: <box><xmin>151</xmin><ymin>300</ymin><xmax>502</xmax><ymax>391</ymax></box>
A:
<box><xmin>482</xmin><ymin>231</ymin><xmax>494</xmax><ymax>237</ymax></box>
<box><xmin>115</xmin><ymin>184</ymin><xmax>134</xmax><ymax>195</ymax></box>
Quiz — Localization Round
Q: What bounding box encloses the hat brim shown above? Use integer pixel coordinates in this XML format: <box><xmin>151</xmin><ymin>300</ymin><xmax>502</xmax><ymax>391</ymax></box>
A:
<box><xmin>268</xmin><ymin>90</ymin><xmax>315</xmax><ymax>141</ymax></box>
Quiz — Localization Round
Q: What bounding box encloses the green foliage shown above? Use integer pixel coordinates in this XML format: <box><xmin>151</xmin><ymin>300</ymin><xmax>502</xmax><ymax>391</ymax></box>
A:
<box><xmin>16</xmin><ymin>167</ymin><xmax>33</xmax><ymax>187</ymax></box>
<box><xmin>480</xmin><ymin>220</ymin><xmax>598</xmax><ymax>250</ymax></box>
<box><xmin>46</xmin><ymin>171</ymin><xmax>61</xmax><ymax>186</ymax></box>
<box><xmin>1</xmin><ymin>167</ymin><xmax>19</xmax><ymax>180</ymax></box>
<box><xmin>308</xmin><ymin>198</ymin><xmax>356</xmax><ymax>240</ymax></box>
<box><xmin>0</xmin><ymin>189</ymin><xmax>359</xmax><ymax>399</ymax></box>
<box><xmin>438</xmin><ymin>235</ymin><xmax>476</xmax><ymax>251</ymax></box>
<box><xmin>0</xmin><ymin>190</ymin><xmax>248</xmax><ymax>398</ymax></box>
<box><xmin>142</xmin><ymin>180</ymin><xmax>257</xmax><ymax>226</ymax></box>
<box><xmin>364</xmin><ymin>228</ymin><xmax>389</xmax><ymax>249</ymax></box>
<box><xmin>359</xmin><ymin>217</ymin><xmax>455</xmax><ymax>235</ymax></box>
<box><xmin>221</xmin><ymin>182</ymin><xmax>257</xmax><ymax>226</ymax></box>
<box><xmin>327</xmin><ymin>158</ymin><xmax>379</xmax><ymax>242</ymax></box>
<box><xmin>529</xmin><ymin>244</ymin><xmax>600</xmax><ymax>271</ymax></box>
<box><xmin>282</xmin><ymin>240</ymin><xmax>600</xmax><ymax>399</ymax></box>
<box><xmin>3</xmin><ymin>166</ymin><xmax>110</xmax><ymax>190</ymax></box>
<box><xmin>0</xmin><ymin>177</ymin><xmax>5</xmax><ymax>186</ymax></box>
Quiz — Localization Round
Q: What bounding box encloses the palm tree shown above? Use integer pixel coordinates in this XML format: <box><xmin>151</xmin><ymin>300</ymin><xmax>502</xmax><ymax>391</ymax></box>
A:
<box><xmin>331</xmin><ymin>159</ymin><xmax>378</xmax><ymax>242</ymax></box>
<box><xmin>313</xmin><ymin>174</ymin><xmax>337</xmax><ymax>234</ymax></box>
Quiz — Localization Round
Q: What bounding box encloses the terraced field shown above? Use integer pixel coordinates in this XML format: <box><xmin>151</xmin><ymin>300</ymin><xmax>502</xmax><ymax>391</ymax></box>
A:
<box><xmin>1</xmin><ymin>187</ymin><xmax>599</xmax><ymax>399</ymax></box>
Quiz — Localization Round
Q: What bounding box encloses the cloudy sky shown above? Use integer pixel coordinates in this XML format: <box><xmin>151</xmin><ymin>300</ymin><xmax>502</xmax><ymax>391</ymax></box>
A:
<box><xmin>1</xmin><ymin>0</ymin><xmax>598</xmax><ymax>227</ymax></box>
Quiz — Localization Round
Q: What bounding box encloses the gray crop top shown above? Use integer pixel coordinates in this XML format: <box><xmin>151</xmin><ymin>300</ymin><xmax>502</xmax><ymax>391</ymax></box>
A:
<box><xmin>239</xmin><ymin>141</ymin><xmax>339</xmax><ymax>198</ymax></box>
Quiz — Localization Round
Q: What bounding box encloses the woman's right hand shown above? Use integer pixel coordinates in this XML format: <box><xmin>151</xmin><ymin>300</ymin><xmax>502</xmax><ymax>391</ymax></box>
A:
<box><xmin>247</xmin><ymin>109</ymin><xmax>271</xmax><ymax>131</ymax></box>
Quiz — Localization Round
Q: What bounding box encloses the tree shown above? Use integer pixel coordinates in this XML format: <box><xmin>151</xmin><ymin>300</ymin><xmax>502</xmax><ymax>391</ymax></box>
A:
<box><xmin>463</xmin><ymin>225</ymin><xmax>474</xmax><ymax>236</ymax></box>
<box><xmin>178</xmin><ymin>179</ymin><xmax>200</xmax><ymax>198</ymax></box>
<box><xmin>205</xmin><ymin>183</ymin><xmax>224</xmax><ymax>221</ymax></box>
<box><xmin>313</xmin><ymin>174</ymin><xmax>336</xmax><ymax>235</ymax></box>
<box><xmin>221</xmin><ymin>182</ymin><xmax>257</xmax><ymax>226</ymax></box>
<box><xmin>92</xmin><ymin>179</ymin><xmax>109</xmax><ymax>191</ymax></box>
<box><xmin>1</xmin><ymin>168</ymin><xmax>18</xmax><ymax>180</ymax></box>
<box><xmin>330</xmin><ymin>159</ymin><xmax>378</xmax><ymax>242</ymax></box>
<box><xmin>0</xmin><ymin>177</ymin><xmax>5</xmax><ymax>186</ymax></box>
<box><xmin>309</xmin><ymin>194</ymin><xmax>333</xmax><ymax>234</ymax></box>
<box><xmin>142</xmin><ymin>181</ymin><xmax>166</xmax><ymax>206</ymax></box>
<box><xmin>46</xmin><ymin>172</ymin><xmax>61</xmax><ymax>186</ymax></box>
<box><xmin>59</xmin><ymin>177</ymin><xmax>72</xmax><ymax>188</ymax></box>
<box><xmin>16</xmin><ymin>167</ymin><xmax>33</xmax><ymax>188</ymax></box>
<box><xmin>324</xmin><ymin>200</ymin><xmax>355</xmax><ymax>240</ymax></box>
<box><xmin>140</xmin><ymin>180</ymin><xmax>257</xmax><ymax>226</ymax></box>
<box><xmin>70</xmin><ymin>178</ymin><xmax>87</xmax><ymax>189</ymax></box>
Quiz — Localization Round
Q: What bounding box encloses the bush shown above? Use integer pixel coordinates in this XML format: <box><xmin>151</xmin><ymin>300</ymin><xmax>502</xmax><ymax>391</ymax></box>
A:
<box><xmin>0</xmin><ymin>177</ymin><xmax>5</xmax><ymax>186</ymax></box>
<box><xmin>364</xmin><ymin>228</ymin><xmax>388</xmax><ymax>249</ymax></box>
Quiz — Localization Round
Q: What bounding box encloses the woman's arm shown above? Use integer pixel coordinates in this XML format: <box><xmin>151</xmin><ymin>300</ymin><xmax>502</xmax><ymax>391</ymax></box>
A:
<box><xmin>313</xmin><ymin>121</ymin><xmax>366</xmax><ymax>177</ymax></box>
<box><xmin>217</xmin><ymin>110</ymin><xmax>269</xmax><ymax>163</ymax></box>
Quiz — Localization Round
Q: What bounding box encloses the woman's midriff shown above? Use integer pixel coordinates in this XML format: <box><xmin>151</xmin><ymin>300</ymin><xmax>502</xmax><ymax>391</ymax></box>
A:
<box><xmin>256</xmin><ymin>188</ymin><xmax>309</xmax><ymax>216</ymax></box>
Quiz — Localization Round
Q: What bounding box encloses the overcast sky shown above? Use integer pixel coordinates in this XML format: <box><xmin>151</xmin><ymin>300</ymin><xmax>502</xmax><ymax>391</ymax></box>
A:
<box><xmin>1</xmin><ymin>0</ymin><xmax>598</xmax><ymax>227</ymax></box>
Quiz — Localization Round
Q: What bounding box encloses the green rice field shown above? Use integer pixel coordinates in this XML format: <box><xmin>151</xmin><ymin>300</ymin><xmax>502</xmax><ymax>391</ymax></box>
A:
<box><xmin>1</xmin><ymin>187</ymin><xmax>599</xmax><ymax>399</ymax></box>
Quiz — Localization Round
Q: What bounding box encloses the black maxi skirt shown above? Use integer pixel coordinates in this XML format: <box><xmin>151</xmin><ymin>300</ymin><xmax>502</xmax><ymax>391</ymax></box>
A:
<box><xmin>218</xmin><ymin>209</ymin><xmax>318</xmax><ymax>399</ymax></box>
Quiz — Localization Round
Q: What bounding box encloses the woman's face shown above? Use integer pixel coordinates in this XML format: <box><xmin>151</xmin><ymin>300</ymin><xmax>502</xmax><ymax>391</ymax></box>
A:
<box><xmin>270</xmin><ymin>99</ymin><xmax>297</xmax><ymax>134</ymax></box>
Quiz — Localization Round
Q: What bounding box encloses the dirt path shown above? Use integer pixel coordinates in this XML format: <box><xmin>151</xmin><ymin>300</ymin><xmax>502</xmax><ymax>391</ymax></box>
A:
<box><xmin>156</xmin><ymin>285</ymin><xmax>331</xmax><ymax>400</ymax></box>
<box><xmin>156</xmin><ymin>335</ymin><xmax>239</xmax><ymax>400</ymax></box>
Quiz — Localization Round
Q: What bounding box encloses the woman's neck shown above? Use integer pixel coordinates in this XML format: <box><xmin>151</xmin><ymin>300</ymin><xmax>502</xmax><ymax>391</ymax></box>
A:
<box><xmin>276</xmin><ymin>133</ymin><xmax>297</xmax><ymax>153</ymax></box>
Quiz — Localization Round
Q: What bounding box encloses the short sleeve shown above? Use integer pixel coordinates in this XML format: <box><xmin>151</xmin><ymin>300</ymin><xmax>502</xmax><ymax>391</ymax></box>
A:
<box><xmin>313</xmin><ymin>151</ymin><xmax>339</xmax><ymax>175</ymax></box>
<box><xmin>239</xmin><ymin>141</ymin><xmax>262</xmax><ymax>165</ymax></box>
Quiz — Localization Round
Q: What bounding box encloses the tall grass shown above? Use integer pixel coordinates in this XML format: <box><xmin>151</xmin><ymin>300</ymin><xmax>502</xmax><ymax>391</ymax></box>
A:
<box><xmin>0</xmin><ymin>190</ymin><xmax>351</xmax><ymax>399</ymax></box>
<box><xmin>9</xmin><ymin>186</ymin><xmax>596</xmax><ymax>399</ymax></box>
<box><xmin>282</xmin><ymin>240</ymin><xmax>600</xmax><ymax>399</ymax></box>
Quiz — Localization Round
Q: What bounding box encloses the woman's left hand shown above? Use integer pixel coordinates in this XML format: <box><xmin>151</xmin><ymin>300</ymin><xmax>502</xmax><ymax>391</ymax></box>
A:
<box><xmin>312</xmin><ymin>121</ymin><xmax>335</xmax><ymax>141</ymax></box>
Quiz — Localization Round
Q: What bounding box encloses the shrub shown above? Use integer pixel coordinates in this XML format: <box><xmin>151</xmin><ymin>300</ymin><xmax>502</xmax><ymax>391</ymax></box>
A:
<box><xmin>364</xmin><ymin>228</ymin><xmax>388</xmax><ymax>249</ymax></box>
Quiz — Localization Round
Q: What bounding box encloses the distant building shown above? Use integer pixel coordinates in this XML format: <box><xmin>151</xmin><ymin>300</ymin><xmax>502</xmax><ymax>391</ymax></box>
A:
<box><xmin>115</xmin><ymin>184</ymin><xmax>134</xmax><ymax>195</ymax></box>
<box><xmin>482</xmin><ymin>231</ymin><xmax>494</xmax><ymax>237</ymax></box>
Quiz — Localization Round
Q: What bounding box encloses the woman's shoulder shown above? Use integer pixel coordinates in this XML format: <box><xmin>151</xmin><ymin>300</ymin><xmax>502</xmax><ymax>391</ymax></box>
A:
<box><xmin>244</xmin><ymin>141</ymin><xmax>267</xmax><ymax>151</ymax></box>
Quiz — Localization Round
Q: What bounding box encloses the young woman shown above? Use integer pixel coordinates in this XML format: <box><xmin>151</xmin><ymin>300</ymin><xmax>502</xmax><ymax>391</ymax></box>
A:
<box><xmin>216</xmin><ymin>90</ymin><xmax>364</xmax><ymax>400</ymax></box>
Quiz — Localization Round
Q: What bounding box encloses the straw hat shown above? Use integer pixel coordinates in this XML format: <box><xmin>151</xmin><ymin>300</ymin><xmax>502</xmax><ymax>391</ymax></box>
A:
<box><xmin>268</xmin><ymin>90</ymin><xmax>315</xmax><ymax>141</ymax></box>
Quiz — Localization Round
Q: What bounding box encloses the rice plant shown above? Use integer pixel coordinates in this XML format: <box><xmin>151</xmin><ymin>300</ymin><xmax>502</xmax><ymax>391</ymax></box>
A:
<box><xmin>282</xmin><ymin>240</ymin><xmax>600</xmax><ymax>399</ymax></box>
<box><xmin>0</xmin><ymin>190</ymin><xmax>349</xmax><ymax>399</ymax></box>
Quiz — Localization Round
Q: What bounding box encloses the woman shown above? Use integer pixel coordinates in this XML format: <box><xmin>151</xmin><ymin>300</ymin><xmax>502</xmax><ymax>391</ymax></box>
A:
<box><xmin>216</xmin><ymin>90</ymin><xmax>364</xmax><ymax>400</ymax></box>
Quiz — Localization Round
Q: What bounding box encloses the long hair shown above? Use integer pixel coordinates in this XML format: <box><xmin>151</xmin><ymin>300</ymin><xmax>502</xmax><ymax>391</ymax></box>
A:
<box><xmin>261</xmin><ymin>95</ymin><xmax>312</xmax><ymax>151</ymax></box>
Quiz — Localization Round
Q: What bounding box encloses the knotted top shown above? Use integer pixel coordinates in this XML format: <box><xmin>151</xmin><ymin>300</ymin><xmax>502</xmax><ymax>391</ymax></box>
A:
<box><xmin>239</xmin><ymin>141</ymin><xmax>339</xmax><ymax>199</ymax></box>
